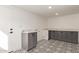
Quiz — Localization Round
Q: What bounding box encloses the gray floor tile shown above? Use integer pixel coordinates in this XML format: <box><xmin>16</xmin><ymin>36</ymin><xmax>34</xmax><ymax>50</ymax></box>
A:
<box><xmin>14</xmin><ymin>39</ymin><xmax>79</xmax><ymax>53</ymax></box>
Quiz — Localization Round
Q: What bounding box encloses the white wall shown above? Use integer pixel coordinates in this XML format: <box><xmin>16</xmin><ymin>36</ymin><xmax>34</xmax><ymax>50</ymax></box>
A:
<box><xmin>0</xmin><ymin>6</ymin><xmax>47</xmax><ymax>52</ymax></box>
<box><xmin>48</xmin><ymin>14</ymin><xmax>79</xmax><ymax>30</ymax></box>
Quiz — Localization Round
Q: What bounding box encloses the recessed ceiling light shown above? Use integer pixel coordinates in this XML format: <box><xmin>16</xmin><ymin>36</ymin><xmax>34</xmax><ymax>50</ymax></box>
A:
<box><xmin>48</xmin><ymin>6</ymin><xmax>52</xmax><ymax>9</ymax></box>
<box><xmin>56</xmin><ymin>13</ymin><xmax>59</xmax><ymax>15</ymax></box>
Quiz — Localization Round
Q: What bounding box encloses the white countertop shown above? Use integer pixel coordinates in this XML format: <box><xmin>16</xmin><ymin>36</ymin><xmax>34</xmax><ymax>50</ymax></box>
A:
<box><xmin>22</xmin><ymin>30</ymin><xmax>37</xmax><ymax>33</ymax></box>
<box><xmin>44</xmin><ymin>28</ymin><xmax>79</xmax><ymax>32</ymax></box>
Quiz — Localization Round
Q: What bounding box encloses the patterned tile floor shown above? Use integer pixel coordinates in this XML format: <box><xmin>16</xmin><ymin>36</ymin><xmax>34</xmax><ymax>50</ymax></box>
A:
<box><xmin>14</xmin><ymin>39</ymin><xmax>79</xmax><ymax>53</ymax></box>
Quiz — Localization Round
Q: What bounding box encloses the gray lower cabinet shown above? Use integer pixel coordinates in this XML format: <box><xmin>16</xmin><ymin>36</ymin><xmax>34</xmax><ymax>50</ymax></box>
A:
<box><xmin>22</xmin><ymin>32</ymin><xmax>37</xmax><ymax>51</ymax></box>
<box><xmin>48</xmin><ymin>31</ymin><xmax>55</xmax><ymax>39</ymax></box>
<box><xmin>59</xmin><ymin>31</ymin><xmax>64</xmax><ymax>41</ymax></box>
<box><xmin>30</xmin><ymin>32</ymin><xmax>37</xmax><ymax>48</ymax></box>
<box><xmin>48</xmin><ymin>30</ymin><xmax>78</xmax><ymax>44</ymax></box>
<box><xmin>65</xmin><ymin>31</ymin><xmax>71</xmax><ymax>43</ymax></box>
<box><xmin>48</xmin><ymin>31</ymin><xmax>51</xmax><ymax>40</ymax></box>
<box><xmin>51</xmin><ymin>31</ymin><xmax>55</xmax><ymax>39</ymax></box>
<box><xmin>71</xmin><ymin>32</ymin><xmax>78</xmax><ymax>43</ymax></box>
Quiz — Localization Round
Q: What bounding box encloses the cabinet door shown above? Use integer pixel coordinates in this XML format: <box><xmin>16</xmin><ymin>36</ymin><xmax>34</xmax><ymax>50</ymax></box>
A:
<box><xmin>54</xmin><ymin>31</ymin><xmax>57</xmax><ymax>39</ymax></box>
<box><xmin>60</xmin><ymin>31</ymin><xmax>64</xmax><ymax>41</ymax></box>
<box><xmin>62</xmin><ymin>31</ymin><xmax>67</xmax><ymax>42</ymax></box>
<box><xmin>51</xmin><ymin>31</ymin><xmax>55</xmax><ymax>39</ymax></box>
<box><xmin>48</xmin><ymin>31</ymin><xmax>51</xmax><ymax>40</ymax></box>
<box><xmin>32</xmin><ymin>32</ymin><xmax>37</xmax><ymax>47</ymax></box>
<box><xmin>71</xmin><ymin>32</ymin><xmax>78</xmax><ymax>44</ymax></box>
<box><xmin>55</xmin><ymin>31</ymin><xmax>59</xmax><ymax>40</ymax></box>
<box><xmin>28</xmin><ymin>33</ymin><xmax>34</xmax><ymax>50</ymax></box>
<box><xmin>48</xmin><ymin>31</ymin><xmax>55</xmax><ymax>39</ymax></box>
<box><xmin>56</xmin><ymin>31</ymin><xmax>59</xmax><ymax>40</ymax></box>
<box><xmin>58</xmin><ymin>31</ymin><xmax>62</xmax><ymax>41</ymax></box>
<box><xmin>63</xmin><ymin>31</ymin><xmax>72</xmax><ymax>43</ymax></box>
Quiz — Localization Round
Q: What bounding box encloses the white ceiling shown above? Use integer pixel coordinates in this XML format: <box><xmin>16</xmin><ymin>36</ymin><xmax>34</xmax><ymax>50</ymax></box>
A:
<box><xmin>16</xmin><ymin>5</ymin><xmax>79</xmax><ymax>17</ymax></box>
